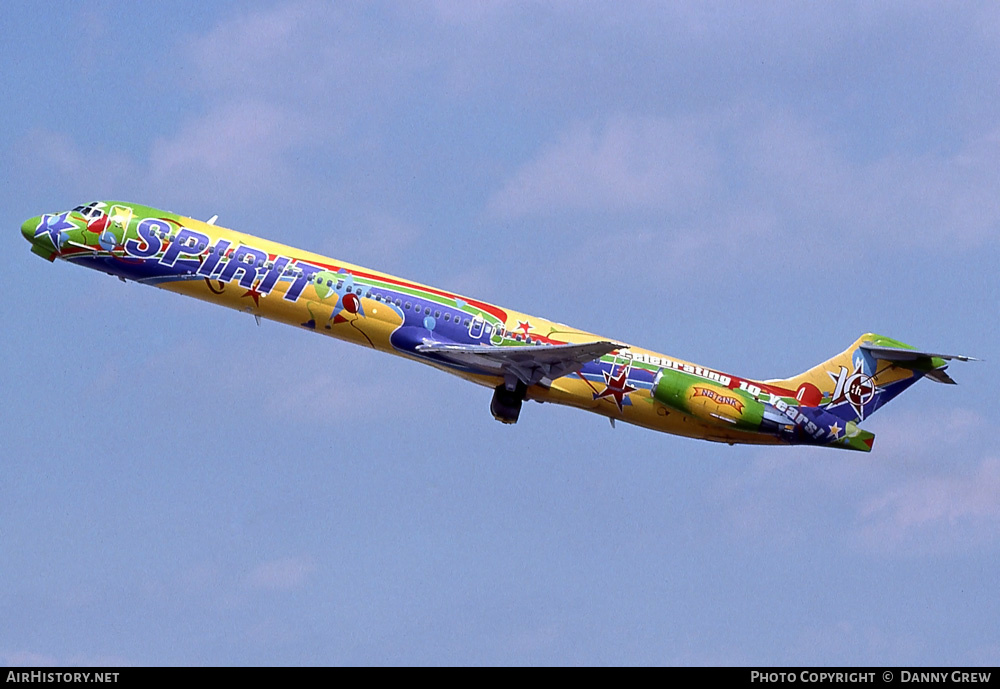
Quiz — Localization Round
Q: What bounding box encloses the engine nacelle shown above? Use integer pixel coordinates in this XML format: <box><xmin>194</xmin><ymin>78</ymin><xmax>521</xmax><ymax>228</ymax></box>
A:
<box><xmin>650</xmin><ymin>366</ymin><xmax>874</xmax><ymax>450</ymax></box>
<box><xmin>651</xmin><ymin>367</ymin><xmax>765</xmax><ymax>432</ymax></box>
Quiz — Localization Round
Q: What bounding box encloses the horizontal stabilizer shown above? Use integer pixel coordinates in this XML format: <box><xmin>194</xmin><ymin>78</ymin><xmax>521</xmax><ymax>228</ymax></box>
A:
<box><xmin>859</xmin><ymin>342</ymin><xmax>978</xmax><ymax>362</ymax></box>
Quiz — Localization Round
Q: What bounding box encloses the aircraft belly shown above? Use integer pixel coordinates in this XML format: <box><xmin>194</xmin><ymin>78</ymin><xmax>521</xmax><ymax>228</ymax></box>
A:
<box><xmin>525</xmin><ymin>371</ymin><xmax>781</xmax><ymax>446</ymax></box>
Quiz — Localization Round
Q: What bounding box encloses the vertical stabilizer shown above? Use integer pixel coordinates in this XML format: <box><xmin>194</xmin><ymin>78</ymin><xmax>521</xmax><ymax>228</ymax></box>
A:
<box><xmin>764</xmin><ymin>334</ymin><xmax>962</xmax><ymax>424</ymax></box>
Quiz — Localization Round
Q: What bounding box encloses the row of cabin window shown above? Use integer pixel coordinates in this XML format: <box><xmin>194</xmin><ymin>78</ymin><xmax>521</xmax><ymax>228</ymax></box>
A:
<box><xmin>158</xmin><ymin>240</ymin><xmax>506</xmax><ymax>333</ymax></box>
<box><xmin>149</xmin><ymin>230</ymin><xmax>512</xmax><ymax>335</ymax></box>
<box><xmin>305</xmin><ymin>282</ymin><xmax>535</xmax><ymax>341</ymax></box>
<box><xmin>379</xmin><ymin>295</ymin><xmax>469</xmax><ymax>325</ymax></box>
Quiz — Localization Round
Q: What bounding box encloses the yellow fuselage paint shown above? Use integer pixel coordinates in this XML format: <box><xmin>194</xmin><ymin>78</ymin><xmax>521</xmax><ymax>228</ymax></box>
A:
<box><xmin>161</xmin><ymin>215</ymin><xmax>780</xmax><ymax>446</ymax></box>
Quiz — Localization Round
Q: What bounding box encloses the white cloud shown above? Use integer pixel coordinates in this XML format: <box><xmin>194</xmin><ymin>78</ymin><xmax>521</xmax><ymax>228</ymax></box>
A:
<box><xmin>747</xmin><ymin>115</ymin><xmax>1000</xmax><ymax>247</ymax></box>
<box><xmin>147</xmin><ymin>101</ymin><xmax>315</xmax><ymax>204</ymax></box>
<box><xmin>180</xmin><ymin>1</ymin><xmax>428</xmax><ymax>113</ymax></box>
<box><xmin>15</xmin><ymin>128</ymin><xmax>139</xmax><ymax>198</ymax></box>
<box><xmin>315</xmin><ymin>212</ymin><xmax>423</xmax><ymax>272</ymax></box>
<box><xmin>18</xmin><ymin>4</ymin><xmax>1000</xmax><ymax>254</ymax></box>
<box><xmin>707</xmin><ymin>449</ymin><xmax>856</xmax><ymax>548</ymax></box>
<box><xmin>871</xmin><ymin>408</ymin><xmax>984</xmax><ymax>462</ymax></box>
<box><xmin>118</xmin><ymin>325</ymin><xmax>444</xmax><ymax>430</ymax></box>
<box><xmin>488</xmin><ymin>117</ymin><xmax>718</xmax><ymax>217</ymax></box>
<box><xmin>707</xmin><ymin>409</ymin><xmax>996</xmax><ymax>555</ymax></box>
<box><xmin>245</xmin><ymin>556</ymin><xmax>316</xmax><ymax>591</ymax></box>
<box><xmin>488</xmin><ymin>110</ymin><xmax>1000</xmax><ymax>253</ymax></box>
<box><xmin>856</xmin><ymin>457</ymin><xmax>1000</xmax><ymax>553</ymax></box>
<box><xmin>183</xmin><ymin>2</ymin><xmax>320</xmax><ymax>95</ymax></box>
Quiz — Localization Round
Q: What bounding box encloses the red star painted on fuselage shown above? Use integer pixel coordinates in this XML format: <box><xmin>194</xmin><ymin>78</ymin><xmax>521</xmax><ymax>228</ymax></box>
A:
<box><xmin>594</xmin><ymin>364</ymin><xmax>636</xmax><ymax>412</ymax></box>
<box><xmin>241</xmin><ymin>283</ymin><xmax>263</xmax><ymax>307</ymax></box>
<box><xmin>517</xmin><ymin>320</ymin><xmax>532</xmax><ymax>336</ymax></box>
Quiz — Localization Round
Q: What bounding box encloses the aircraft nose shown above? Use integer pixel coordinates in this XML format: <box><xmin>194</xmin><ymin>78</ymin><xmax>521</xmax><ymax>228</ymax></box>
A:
<box><xmin>21</xmin><ymin>216</ymin><xmax>39</xmax><ymax>243</ymax></box>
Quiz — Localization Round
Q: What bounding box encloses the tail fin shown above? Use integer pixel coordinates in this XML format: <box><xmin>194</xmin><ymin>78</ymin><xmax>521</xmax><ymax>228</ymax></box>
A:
<box><xmin>764</xmin><ymin>333</ymin><xmax>975</xmax><ymax>424</ymax></box>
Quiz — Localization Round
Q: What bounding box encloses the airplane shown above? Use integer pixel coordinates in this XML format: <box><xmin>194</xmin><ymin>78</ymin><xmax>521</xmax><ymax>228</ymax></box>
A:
<box><xmin>20</xmin><ymin>201</ymin><xmax>975</xmax><ymax>452</ymax></box>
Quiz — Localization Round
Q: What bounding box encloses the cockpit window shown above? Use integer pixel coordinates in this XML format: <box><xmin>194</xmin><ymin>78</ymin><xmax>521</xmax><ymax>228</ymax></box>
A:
<box><xmin>72</xmin><ymin>202</ymin><xmax>107</xmax><ymax>221</ymax></box>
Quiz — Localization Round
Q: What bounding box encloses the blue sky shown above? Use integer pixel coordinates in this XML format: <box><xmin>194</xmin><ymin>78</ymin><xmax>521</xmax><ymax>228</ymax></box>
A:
<box><xmin>2</xmin><ymin>1</ymin><xmax>998</xmax><ymax>666</ymax></box>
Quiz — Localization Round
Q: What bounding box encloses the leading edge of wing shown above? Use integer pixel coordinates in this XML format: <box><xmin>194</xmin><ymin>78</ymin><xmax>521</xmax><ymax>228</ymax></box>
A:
<box><xmin>415</xmin><ymin>340</ymin><xmax>623</xmax><ymax>386</ymax></box>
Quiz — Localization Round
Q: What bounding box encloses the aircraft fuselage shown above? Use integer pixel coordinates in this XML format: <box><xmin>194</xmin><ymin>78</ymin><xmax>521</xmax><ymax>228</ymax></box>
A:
<box><xmin>23</xmin><ymin>202</ymin><xmax>954</xmax><ymax>452</ymax></box>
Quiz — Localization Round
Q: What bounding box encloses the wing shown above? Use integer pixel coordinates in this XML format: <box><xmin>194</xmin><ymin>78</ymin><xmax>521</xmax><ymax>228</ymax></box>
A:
<box><xmin>416</xmin><ymin>340</ymin><xmax>623</xmax><ymax>386</ymax></box>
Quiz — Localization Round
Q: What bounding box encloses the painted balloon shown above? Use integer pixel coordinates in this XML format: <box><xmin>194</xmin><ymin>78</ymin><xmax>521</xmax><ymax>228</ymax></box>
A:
<box><xmin>98</xmin><ymin>230</ymin><xmax>118</xmax><ymax>252</ymax></box>
<box><xmin>796</xmin><ymin>382</ymin><xmax>823</xmax><ymax>407</ymax></box>
<box><xmin>87</xmin><ymin>215</ymin><xmax>109</xmax><ymax>234</ymax></box>
<box><xmin>343</xmin><ymin>292</ymin><xmax>361</xmax><ymax>314</ymax></box>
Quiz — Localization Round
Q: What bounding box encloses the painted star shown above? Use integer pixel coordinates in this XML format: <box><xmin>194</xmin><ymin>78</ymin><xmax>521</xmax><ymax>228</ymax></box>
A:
<box><xmin>517</xmin><ymin>320</ymin><xmax>532</xmax><ymax>335</ymax></box>
<box><xmin>241</xmin><ymin>283</ymin><xmax>263</xmax><ymax>307</ymax></box>
<box><xmin>593</xmin><ymin>364</ymin><xmax>636</xmax><ymax>412</ymax></box>
<box><xmin>828</xmin><ymin>422</ymin><xmax>842</xmax><ymax>440</ymax></box>
<box><xmin>34</xmin><ymin>212</ymin><xmax>76</xmax><ymax>249</ymax></box>
<box><xmin>828</xmin><ymin>359</ymin><xmax>876</xmax><ymax>420</ymax></box>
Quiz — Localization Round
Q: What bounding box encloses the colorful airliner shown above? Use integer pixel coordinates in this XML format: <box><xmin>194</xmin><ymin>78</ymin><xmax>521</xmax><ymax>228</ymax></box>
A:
<box><xmin>21</xmin><ymin>202</ymin><xmax>974</xmax><ymax>452</ymax></box>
